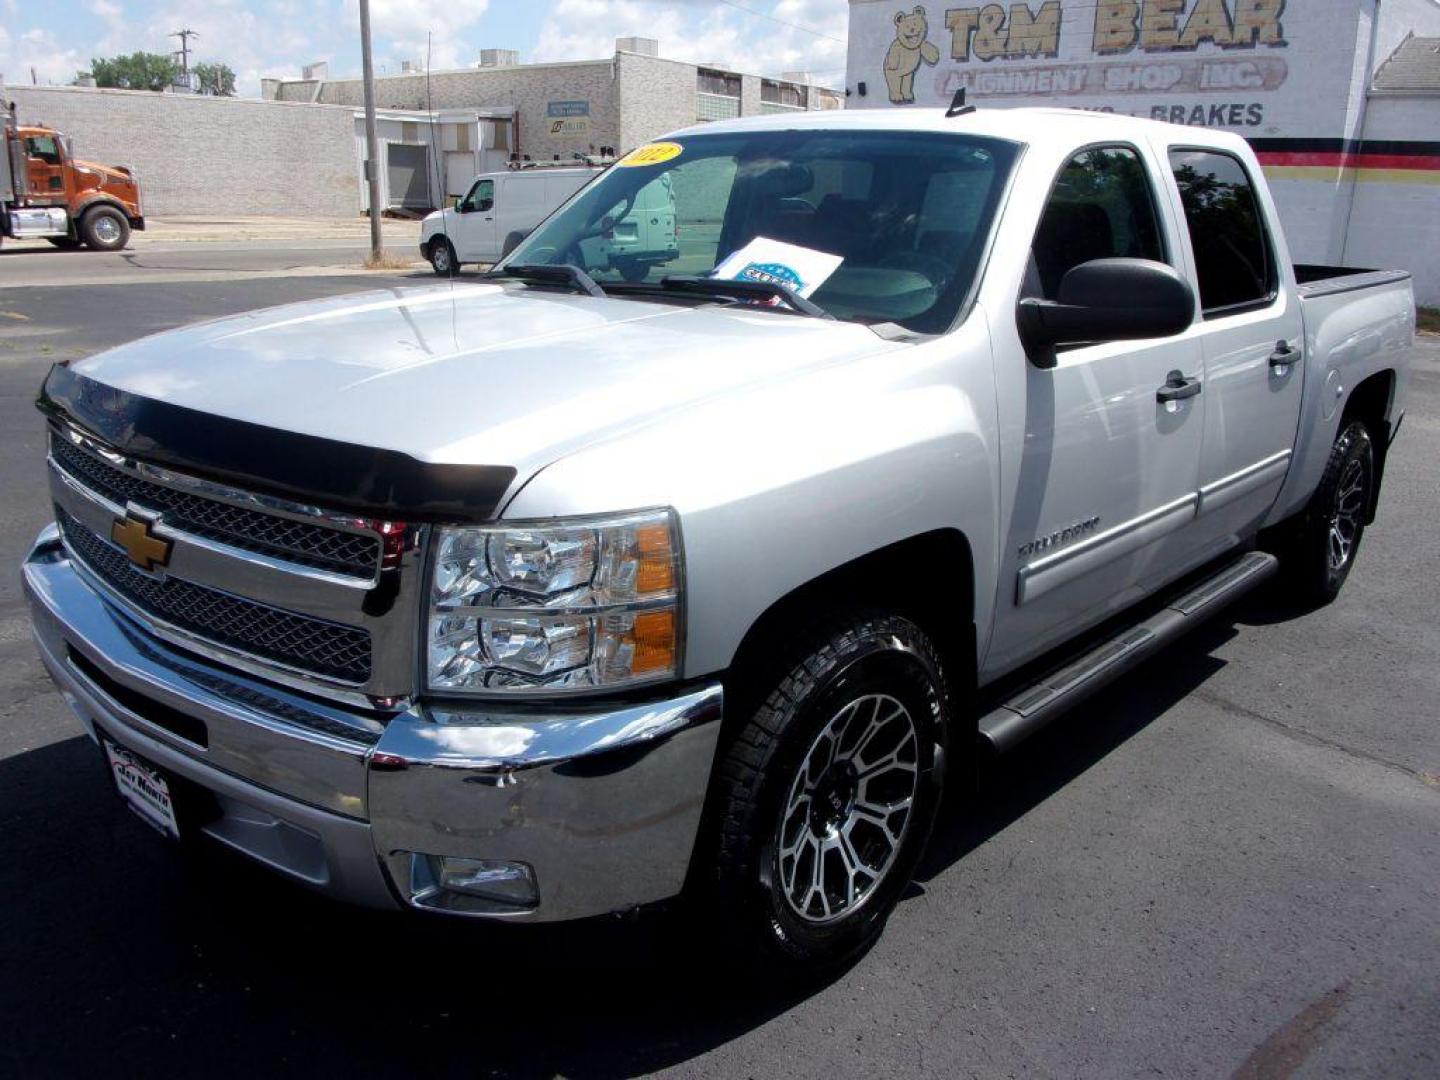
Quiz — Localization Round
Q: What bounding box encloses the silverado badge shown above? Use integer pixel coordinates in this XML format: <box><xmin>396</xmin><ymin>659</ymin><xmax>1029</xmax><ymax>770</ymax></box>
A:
<box><xmin>111</xmin><ymin>512</ymin><xmax>172</xmax><ymax>572</ymax></box>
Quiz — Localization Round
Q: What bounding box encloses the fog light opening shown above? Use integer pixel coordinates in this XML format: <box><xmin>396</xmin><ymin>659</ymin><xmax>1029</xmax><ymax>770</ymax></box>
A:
<box><xmin>407</xmin><ymin>853</ymin><xmax>539</xmax><ymax>915</ymax></box>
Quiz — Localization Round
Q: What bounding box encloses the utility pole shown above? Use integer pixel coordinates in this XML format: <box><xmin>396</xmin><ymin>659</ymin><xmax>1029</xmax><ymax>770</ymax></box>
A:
<box><xmin>170</xmin><ymin>29</ymin><xmax>198</xmax><ymax>76</ymax></box>
<box><xmin>358</xmin><ymin>0</ymin><xmax>384</xmax><ymax>260</ymax></box>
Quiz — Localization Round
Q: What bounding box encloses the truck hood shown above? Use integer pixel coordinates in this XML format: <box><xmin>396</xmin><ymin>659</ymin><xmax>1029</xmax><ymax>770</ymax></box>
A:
<box><xmin>71</xmin><ymin>158</ymin><xmax>132</xmax><ymax>184</ymax></box>
<box><xmin>72</xmin><ymin>282</ymin><xmax>900</xmax><ymax>482</ymax></box>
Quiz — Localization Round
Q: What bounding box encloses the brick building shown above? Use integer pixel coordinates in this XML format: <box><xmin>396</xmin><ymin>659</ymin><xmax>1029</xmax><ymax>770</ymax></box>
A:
<box><xmin>263</xmin><ymin>38</ymin><xmax>842</xmax><ymax>201</ymax></box>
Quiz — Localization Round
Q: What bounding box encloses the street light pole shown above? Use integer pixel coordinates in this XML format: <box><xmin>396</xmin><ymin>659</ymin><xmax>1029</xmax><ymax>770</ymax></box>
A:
<box><xmin>358</xmin><ymin>0</ymin><xmax>384</xmax><ymax>261</ymax></box>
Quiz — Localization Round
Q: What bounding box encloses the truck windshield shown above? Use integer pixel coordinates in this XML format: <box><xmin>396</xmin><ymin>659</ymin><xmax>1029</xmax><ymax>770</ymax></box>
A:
<box><xmin>502</xmin><ymin>129</ymin><xmax>1019</xmax><ymax>334</ymax></box>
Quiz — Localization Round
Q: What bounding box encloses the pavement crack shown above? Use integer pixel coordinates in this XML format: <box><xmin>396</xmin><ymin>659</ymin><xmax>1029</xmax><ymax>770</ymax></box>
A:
<box><xmin>1193</xmin><ymin>688</ymin><xmax>1438</xmax><ymax>791</ymax></box>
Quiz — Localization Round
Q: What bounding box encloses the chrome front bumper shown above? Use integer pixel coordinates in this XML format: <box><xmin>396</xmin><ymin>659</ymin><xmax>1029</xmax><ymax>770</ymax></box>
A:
<box><xmin>23</xmin><ymin>525</ymin><xmax>723</xmax><ymax>921</ymax></box>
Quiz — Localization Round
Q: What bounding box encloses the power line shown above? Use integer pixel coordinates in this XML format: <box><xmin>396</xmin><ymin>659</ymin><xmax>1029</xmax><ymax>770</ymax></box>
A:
<box><xmin>713</xmin><ymin>0</ymin><xmax>847</xmax><ymax>46</ymax></box>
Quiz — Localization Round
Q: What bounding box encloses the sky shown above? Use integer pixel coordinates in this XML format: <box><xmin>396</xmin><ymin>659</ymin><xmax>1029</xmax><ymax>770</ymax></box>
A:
<box><xmin>0</xmin><ymin>0</ymin><xmax>850</xmax><ymax>97</ymax></box>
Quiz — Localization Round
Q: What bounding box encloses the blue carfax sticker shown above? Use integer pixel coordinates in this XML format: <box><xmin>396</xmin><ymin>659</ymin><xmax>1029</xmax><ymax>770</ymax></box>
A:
<box><xmin>738</xmin><ymin>262</ymin><xmax>804</xmax><ymax>290</ymax></box>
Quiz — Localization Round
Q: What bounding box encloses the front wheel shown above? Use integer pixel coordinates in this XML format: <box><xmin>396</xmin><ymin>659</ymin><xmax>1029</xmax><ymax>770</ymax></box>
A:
<box><xmin>428</xmin><ymin>238</ymin><xmax>458</xmax><ymax>276</ymax></box>
<box><xmin>80</xmin><ymin>206</ymin><xmax>131</xmax><ymax>251</ymax></box>
<box><xmin>708</xmin><ymin>613</ymin><xmax>949</xmax><ymax>970</ymax></box>
<box><xmin>1276</xmin><ymin>420</ymin><xmax>1375</xmax><ymax>606</ymax></box>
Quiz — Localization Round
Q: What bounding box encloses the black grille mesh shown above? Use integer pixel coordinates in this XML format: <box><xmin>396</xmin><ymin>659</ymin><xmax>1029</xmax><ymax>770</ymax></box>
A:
<box><xmin>51</xmin><ymin>434</ymin><xmax>381</xmax><ymax>579</ymax></box>
<box><xmin>59</xmin><ymin>509</ymin><xmax>372</xmax><ymax>684</ymax></box>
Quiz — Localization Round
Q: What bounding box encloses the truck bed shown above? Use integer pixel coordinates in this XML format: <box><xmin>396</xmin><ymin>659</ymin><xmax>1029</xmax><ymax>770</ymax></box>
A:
<box><xmin>1294</xmin><ymin>264</ymin><xmax>1412</xmax><ymax>298</ymax></box>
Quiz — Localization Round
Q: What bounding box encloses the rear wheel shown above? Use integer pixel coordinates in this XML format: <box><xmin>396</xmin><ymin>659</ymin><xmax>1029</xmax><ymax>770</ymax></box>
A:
<box><xmin>80</xmin><ymin>206</ymin><xmax>131</xmax><ymax>251</ymax></box>
<box><xmin>429</xmin><ymin>238</ymin><xmax>458</xmax><ymax>276</ymax></box>
<box><xmin>708</xmin><ymin>613</ymin><xmax>949</xmax><ymax>970</ymax></box>
<box><xmin>1275</xmin><ymin>420</ymin><xmax>1374</xmax><ymax>606</ymax></box>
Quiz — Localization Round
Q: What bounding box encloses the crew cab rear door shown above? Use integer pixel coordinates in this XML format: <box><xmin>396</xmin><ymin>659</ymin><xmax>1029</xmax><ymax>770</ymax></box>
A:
<box><xmin>984</xmin><ymin>142</ymin><xmax>1207</xmax><ymax>675</ymax></box>
<box><xmin>1161</xmin><ymin>146</ymin><xmax>1304</xmax><ymax>545</ymax></box>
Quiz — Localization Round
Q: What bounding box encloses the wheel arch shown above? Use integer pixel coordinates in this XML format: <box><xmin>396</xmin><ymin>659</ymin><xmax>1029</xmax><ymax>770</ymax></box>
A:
<box><xmin>73</xmin><ymin>193</ymin><xmax>129</xmax><ymax>220</ymax></box>
<box><xmin>1339</xmin><ymin>369</ymin><xmax>1396</xmax><ymax>524</ymax></box>
<box><xmin>723</xmin><ymin>528</ymin><xmax>977</xmax><ymax>742</ymax></box>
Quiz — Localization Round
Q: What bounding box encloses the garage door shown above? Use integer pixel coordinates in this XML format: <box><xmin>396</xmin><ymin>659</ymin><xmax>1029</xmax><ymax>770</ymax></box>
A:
<box><xmin>386</xmin><ymin>143</ymin><xmax>432</xmax><ymax>210</ymax></box>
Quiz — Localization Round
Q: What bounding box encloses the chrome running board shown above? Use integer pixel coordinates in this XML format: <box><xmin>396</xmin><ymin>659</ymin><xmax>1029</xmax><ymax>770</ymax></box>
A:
<box><xmin>979</xmin><ymin>551</ymin><xmax>1277</xmax><ymax>754</ymax></box>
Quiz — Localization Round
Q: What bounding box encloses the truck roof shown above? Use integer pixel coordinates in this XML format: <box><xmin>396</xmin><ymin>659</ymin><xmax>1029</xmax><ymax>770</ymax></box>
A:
<box><xmin>669</xmin><ymin>106</ymin><xmax>1253</xmax><ymax>157</ymax></box>
<box><xmin>482</xmin><ymin>166</ymin><xmax>601</xmax><ymax>180</ymax></box>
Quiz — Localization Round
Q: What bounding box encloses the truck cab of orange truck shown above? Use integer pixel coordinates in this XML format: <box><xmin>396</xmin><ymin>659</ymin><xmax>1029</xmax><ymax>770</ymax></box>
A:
<box><xmin>2</xmin><ymin>101</ymin><xmax>144</xmax><ymax>252</ymax></box>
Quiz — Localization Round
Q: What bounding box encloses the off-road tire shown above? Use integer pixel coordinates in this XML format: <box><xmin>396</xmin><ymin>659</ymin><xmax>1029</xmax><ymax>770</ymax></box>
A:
<box><xmin>1276</xmin><ymin>420</ymin><xmax>1375</xmax><ymax>607</ymax></box>
<box><xmin>79</xmin><ymin>206</ymin><xmax>130</xmax><ymax>251</ymax></box>
<box><xmin>708</xmin><ymin>612</ymin><xmax>949</xmax><ymax>971</ymax></box>
<box><xmin>429</xmin><ymin>238</ymin><xmax>458</xmax><ymax>277</ymax></box>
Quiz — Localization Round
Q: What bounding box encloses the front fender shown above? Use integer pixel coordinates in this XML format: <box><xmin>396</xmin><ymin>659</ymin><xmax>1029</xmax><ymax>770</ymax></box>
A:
<box><xmin>502</xmin><ymin>318</ymin><xmax>1001</xmax><ymax>679</ymax></box>
<box><xmin>72</xmin><ymin>192</ymin><xmax>134</xmax><ymax>219</ymax></box>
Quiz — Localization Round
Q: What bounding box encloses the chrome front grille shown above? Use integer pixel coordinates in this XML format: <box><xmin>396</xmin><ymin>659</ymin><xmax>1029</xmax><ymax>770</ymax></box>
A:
<box><xmin>46</xmin><ymin>422</ymin><xmax>427</xmax><ymax>703</ymax></box>
<box><xmin>58</xmin><ymin>509</ymin><xmax>373</xmax><ymax>684</ymax></box>
<box><xmin>50</xmin><ymin>434</ymin><xmax>381</xmax><ymax>579</ymax></box>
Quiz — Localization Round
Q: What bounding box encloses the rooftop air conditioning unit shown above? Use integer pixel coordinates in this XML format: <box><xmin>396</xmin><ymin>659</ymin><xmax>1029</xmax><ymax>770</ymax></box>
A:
<box><xmin>616</xmin><ymin>37</ymin><xmax>659</xmax><ymax>57</ymax></box>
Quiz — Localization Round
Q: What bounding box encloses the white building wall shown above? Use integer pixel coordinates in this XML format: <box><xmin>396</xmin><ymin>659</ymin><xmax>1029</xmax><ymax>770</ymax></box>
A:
<box><xmin>1344</xmin><ymin>96</ymin><xmax>1440</xmax><ymax>305</ymax></box>
<box><xmin>9</xmin><ymin>85</ymin><xmax>358</xmax><ymax>216</ymax></box>
<box><xmin>845</xmin><ymin>0</ymin><xmax>1440</xmax><ymax>304</ymax></box>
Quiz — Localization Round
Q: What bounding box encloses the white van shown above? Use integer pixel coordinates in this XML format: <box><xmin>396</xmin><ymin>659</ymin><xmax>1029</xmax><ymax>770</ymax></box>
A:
<box><xmin>587</xmin><ymin>171</ymin><xmax>680</xmax><ymax>281</ymax></box>
<box><xmin>420</xmin><ymin>167</ymin><xmax>599</xmax><ymax>274</ymax></box>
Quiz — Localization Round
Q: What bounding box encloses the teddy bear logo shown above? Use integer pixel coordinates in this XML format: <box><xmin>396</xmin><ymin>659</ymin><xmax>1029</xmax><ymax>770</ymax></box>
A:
<box><xmin>884</xmin><ymin>6</ymin><xmax>940</xmax><ymax>105</ymax></box>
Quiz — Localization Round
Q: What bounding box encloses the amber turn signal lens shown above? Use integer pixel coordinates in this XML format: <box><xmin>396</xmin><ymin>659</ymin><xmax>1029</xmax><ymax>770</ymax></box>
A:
<box><xmin>634</xmin><ymin>522</ymin><xmax>675</xmax><ymax>595</ymax></box>
<box><xmin>627</xmin><ymin>609</ymin><xmax>676</xmax><ymax>674</ymax></box>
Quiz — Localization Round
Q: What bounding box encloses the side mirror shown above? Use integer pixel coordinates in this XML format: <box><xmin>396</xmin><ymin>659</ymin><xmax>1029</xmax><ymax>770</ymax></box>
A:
<box><xmin>1018</xmin><ymin>258</ymin><xmax>1195</xmax><ymax>369</ymax></box>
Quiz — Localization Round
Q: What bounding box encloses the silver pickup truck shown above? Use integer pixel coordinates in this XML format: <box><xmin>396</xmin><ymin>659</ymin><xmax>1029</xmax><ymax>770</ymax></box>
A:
<box><xmin>23</xmin><ymin>109</ymin><xmax>1414</xmax><ymax>968</ymax></box>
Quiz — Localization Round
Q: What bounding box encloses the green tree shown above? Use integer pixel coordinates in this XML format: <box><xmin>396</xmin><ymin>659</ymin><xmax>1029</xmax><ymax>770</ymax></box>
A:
<box><xmin>90</xmin><ymin>51</ymin><xmax>179</xmax><ymax>92</ymax></box>
<box><xmin>193</xmin><ymin>61</ymin><xmax>237</xmax><ymax>97</ymax></box>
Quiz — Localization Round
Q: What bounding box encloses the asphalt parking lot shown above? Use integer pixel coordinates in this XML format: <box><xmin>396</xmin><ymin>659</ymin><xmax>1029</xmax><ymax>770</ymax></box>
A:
<box><xmin>1</xmin><ymin>261</ymin><xmax>1437</xmax><ymax>1079</ymax></box>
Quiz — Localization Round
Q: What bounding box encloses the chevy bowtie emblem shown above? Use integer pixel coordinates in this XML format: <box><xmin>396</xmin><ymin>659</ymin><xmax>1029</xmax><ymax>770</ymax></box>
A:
<box><xmin>111</xmin><ymin>512</ymin><xmax>172</xmax><ymax>572</ymax></box>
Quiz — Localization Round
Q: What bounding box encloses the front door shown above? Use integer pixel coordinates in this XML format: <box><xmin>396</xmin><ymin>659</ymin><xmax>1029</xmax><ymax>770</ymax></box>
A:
<box><xmin>986</xmin><ymin>143</ymin><xmax>1207</xmax><ymax>675</ymax></box>
<box><xmin>1164</xmin><ymin>147</ymin><xmax>1305</xmax><ymax>550</ymax></box>
<box><xmin>454</xmin><ymin>177</ymin><xmax>497</xmax><ymax>261</ymax></box>
<box><xmin>24</xmin><ymin>132</ymin><xmax>67</xmax><ymax>201</ymax></box>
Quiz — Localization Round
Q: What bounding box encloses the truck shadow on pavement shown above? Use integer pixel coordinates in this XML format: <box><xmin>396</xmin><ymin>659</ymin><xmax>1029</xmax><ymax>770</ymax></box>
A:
<box><xmin>0</xmin><ymin>611</ymin><xmax>1250</xmax><ymax>1079</ymax></box>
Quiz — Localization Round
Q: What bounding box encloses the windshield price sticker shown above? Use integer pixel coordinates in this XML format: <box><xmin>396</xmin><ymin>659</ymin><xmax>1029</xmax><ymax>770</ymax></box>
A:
<box><xmin>712</xmin><ymin>237</ymin><xmax>844</xmax><ymax>299</ymax></box>
<box><xmin>619</xmin><ymin>142</ymin><xmax>684</xmax><ymax>168</ymax></box>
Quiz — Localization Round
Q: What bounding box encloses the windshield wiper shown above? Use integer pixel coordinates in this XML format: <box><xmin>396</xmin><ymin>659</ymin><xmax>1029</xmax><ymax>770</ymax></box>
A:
<box><xmin>498</xmin><ymin>263</ymin><xmax>606</xmax><ymax>298</ymax></box>
<box><xmin>659</xmin><ymin>275</ymin><xmax>833</xmax><ymax>320</ymax></box>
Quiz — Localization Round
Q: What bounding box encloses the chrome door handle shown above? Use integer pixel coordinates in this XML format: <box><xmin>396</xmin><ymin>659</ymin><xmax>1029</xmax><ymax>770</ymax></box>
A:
<box><xmin>1157</xmin><ymin>370</ymin><xmax>1202</xmax><ymax>403</ymax></box>
<box><xmin>1269</xmin><ymin>340</ymin><xmax>1298</xmax><ymax>370</ymax></box>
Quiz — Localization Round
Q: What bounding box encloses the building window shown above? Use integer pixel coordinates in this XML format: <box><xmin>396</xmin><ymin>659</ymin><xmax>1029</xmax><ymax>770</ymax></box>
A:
<box><xmin>696</xmin><ymin>68</ymin><xmax>741</xmax><ymax>122</ymax></box>
<box><xmin>761</xmin><ymin>79</ymin><xmax>807</xmax><ymax>113</ymax></box>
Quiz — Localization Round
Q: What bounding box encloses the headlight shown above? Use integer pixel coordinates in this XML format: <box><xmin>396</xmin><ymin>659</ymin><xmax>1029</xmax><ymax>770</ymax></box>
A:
<box><xmin>427</xmin><ymin>509</ymin><xmax>681</xmax><ymax>695</ymax></box>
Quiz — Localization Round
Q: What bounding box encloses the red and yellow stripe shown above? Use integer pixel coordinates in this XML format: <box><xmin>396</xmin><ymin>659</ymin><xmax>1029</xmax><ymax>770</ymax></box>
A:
<box><xmin>1251</xmin><ymin>139</ymin><xmax>1440</xmax><ymax>185</ymax></box>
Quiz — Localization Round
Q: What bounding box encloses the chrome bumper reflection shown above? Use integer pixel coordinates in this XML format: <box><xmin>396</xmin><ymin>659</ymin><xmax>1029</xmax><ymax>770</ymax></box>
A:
<box><xmin>23</xmin><ymin>526</ymin><xmax>724</xmax><ymax>921</ymax></box>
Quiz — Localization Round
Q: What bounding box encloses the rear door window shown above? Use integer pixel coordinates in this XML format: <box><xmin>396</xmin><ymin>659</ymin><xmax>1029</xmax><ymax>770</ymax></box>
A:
<box><xmin>1028</xmin><ymin>145</ymin><xmax>1166</xmax><ymax>300</ymax></box>
<box><xmin>1167</xmin><ymin>149</ymin><xmax>1276</xmax><ymax>314</ymax></box>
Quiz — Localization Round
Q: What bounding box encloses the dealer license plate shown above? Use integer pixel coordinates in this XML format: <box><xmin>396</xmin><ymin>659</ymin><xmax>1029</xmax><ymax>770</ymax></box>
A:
<box><xmin>103</xmin><ymin>740</ymin><xmax>180</xmax><ymax>840</ymax></box>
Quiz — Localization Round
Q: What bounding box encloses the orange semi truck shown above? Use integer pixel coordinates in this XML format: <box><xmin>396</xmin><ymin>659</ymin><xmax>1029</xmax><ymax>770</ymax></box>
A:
<box><xmin>2</xmin><ymin>98</ymin><xmax>144</xmax><ymax>251</ymax></box>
